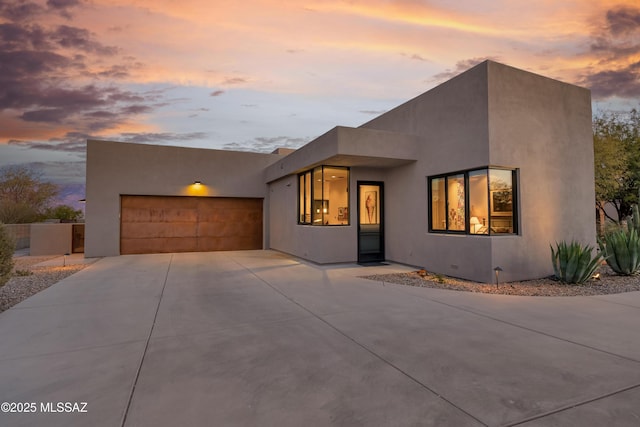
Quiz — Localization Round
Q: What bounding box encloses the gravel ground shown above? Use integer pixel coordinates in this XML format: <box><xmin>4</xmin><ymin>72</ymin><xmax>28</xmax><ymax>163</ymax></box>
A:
<box><xmin>362</xmin><ymin>266</ymin><xmax>640</xmax><ymax>296</ymax></box>
<box><xmin>0</xmin><ymin>256</ymin><xmax>88</xmax><ymax>312</ymax></box>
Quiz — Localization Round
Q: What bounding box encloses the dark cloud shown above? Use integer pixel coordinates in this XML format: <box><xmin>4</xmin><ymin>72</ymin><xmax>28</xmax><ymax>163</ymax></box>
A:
<box><xmin>431</xmin><ymin>56</ymin><xmax>500</xmax><ymax>81</ymax></box>
<box><xmin>20</xmin><ymin>108</ymin><xmax>69</xmax><ymax>123</ymax></box>
<box><xmin>580</xmin><ymin>6</ymin><xmax>640</xmax><ymax>99</ymax></box>
<box><xmin>9</xmin><ymin>138</ymin><xmax>86</xmax><ymax>152</ymax></box>
<box><xmin>223</xmin><ymin>136</ymin><xmax>309</xmax><ymax>153</ymax></box>
<box><xmin>359</xmin><ymin>109</ymin><xmax>387</xmax><ymax>115</ymax></box>
<box><xmin>0</xmin><ymin>50</ymin><xmax>70</xmax><ymax>84</ymax></box>
<box><xmin>210</xmin><ymin>90</ymin><xmax>225</xmax><ymax>97</ymax></box>
<box><xmin>106</xmin><ymin>89</ymin><xmax>145</xmax><ymax>103</ymax></box>
<box><xmin>8</xmin><ymin>131</ymin><xmax>210</xmax><ymax>153</ymax></box>
<box><xmin>47</xmin><ymin>0</ymin><xmax>82</xmax><ymax>8</ymax></box>
<box><xmin>0</xmin><ymin>23</ymin><xmax>50</xmax><ymax>50</ymax></box>
<box><xmin>0</xmin><ymin>22</ymin><xmax>118</xmax><ymax>56</ymax></box>
<box><xmin>120</xmin><ymin>105</ymin><xmax>153</xmax><ymax>115</ymax></box>
<box><xmin>241</xmin><ymin>104</ymin><xmax>258</xmax><ymax>108</ymax></box>
<box><xmin>116</xmin><ymin>132</ymin><xmax>209</xmax><ymax>144</ymax></box>
<box><xmin>0</xmin><ymin>1</ymin><xmax>43</xmax><ymax>21</ymax></box>
<box><xmin>0</xmin><ymin>0</ymin><xmax>82</xmax><ymax>21</ymax></box>
<box><xmin>606</xmin><ymin>7</ymin><xmax>640</xmax><ymax>36</ymax></box>
<box><xmin>0</xmin><ymin>0</ymin><xmax>171</xmax><ymax>143</ymax></box>
<box><xmin>84</xmin><ymin>110</ymin><xmax>118</xmax><ymax>119</ymax></box>
<box><xmin>53</xmin><ymin>25</ymin><xmax>118</xmax><ymax>55</ymax></box>
<box><xmin>582</xmin><ymin>62</ymin><xmax>640</xmax><ymax>99</ymax></box>
<box><xmin>97</xmin><ymin>64</ymin><xmax>130</xmax><ymax>79</ymax></box>
<box><xmin>46</xmin><ymin>0</ymin><xmax>82</xmax><ymax>19</ymax></box>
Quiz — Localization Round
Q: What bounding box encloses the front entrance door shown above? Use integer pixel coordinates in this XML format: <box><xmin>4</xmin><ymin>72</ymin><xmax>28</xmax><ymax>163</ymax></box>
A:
<box><xmin>357</xmin><ymin>182</ymin><xmax>384</xmax><ymax>263</ymax></box>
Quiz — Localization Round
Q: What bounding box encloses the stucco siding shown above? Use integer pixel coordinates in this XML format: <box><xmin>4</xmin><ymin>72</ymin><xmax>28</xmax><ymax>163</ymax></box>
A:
<box><xmin>85</xmin><ymin>140</ymin><xmax>282</xmax><ymax>257</ymax></box>
<box><xmin>487</xmin><ymin>61</ymin><xmax>595</xmax><ymax>282</ymax></box>
<box><xmin>360</xmin><ymin>62</ymin><xmax>494</xmax><ymax>281</ymax></box>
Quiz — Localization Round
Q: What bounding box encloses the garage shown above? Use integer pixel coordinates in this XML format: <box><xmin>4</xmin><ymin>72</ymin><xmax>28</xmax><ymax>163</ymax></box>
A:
<box><xmin>120</xmin><ymin>195</ymin><xmax>263</xmax><ymax>255</ymax></box>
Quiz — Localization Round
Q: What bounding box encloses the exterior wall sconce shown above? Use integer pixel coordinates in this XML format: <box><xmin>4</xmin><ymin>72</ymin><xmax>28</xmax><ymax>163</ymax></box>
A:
<box><xmin>193</xmin><ymin>181</ymin><xmax>202</xmax><ymax>186</ymax></box>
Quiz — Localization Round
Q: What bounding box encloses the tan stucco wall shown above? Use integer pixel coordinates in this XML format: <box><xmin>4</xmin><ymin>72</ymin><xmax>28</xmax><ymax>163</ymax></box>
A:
<box><xmin>3</xmin><ymin>224</ymin><xmax>30</xmax><ymax>250</ymax></box>
<box><xmin>85</xmin><ymin>140</ymin><xmax>283</xmax><ymax>257</ymax></box>
<box><xmin>30</xmin><ymin>223</ymin><xmax>73</xmax><ymax>256</ymax></box>
<box><xmin>357</xmin><ymin>61</ymin><xmax>593</xmax><ymax>283</ymax></box>
<box><xmin>486</xmin><ymin>61</ymin><xmax>595</xmax><ymax>282</ymax></box>
<box><xmin>361</xmin><ymin>60</ymin><xmax>495</xmax><ymax>281</ymax></box>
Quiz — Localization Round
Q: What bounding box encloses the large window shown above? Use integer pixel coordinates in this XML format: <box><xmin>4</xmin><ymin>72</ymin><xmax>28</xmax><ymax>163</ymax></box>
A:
<box><xmin>428</xmin><ymin>167</ymin><xmax>517</xmax><ymax>235</ymax></box>
<box><xmin>299</xmin><ymin>166</ymin><xmax>349</xmax><ymax>225</ymax></box>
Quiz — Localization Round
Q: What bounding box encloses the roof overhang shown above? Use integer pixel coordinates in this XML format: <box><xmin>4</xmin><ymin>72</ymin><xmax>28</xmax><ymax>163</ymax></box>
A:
<box><xmin>265</xmin><ymin>126</ymin><xmax>420</xmax><ymax>182</ymax></box>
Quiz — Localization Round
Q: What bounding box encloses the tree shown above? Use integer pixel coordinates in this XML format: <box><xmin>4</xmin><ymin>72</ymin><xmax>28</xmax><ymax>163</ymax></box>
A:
<box><xmin>0</xmin><ymin>166</ymin><xmax>59</xmax><ymax>224</ymax></box>
<box><xmin>594</xmin><ymin>109</ymin><xmax>640</xmax><ymax>225</ymax></box>
<box><xmin>44</xmin><ymin>205</ymin><xmax>83</xmax><ymax>222</ymax></box>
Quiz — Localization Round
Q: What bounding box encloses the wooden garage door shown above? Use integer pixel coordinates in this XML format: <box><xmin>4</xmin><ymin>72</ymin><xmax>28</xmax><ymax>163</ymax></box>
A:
<box><xmin>120</xmin><ymin>195</ymin><xmax>263</xmax><ymax>254</ymax></box>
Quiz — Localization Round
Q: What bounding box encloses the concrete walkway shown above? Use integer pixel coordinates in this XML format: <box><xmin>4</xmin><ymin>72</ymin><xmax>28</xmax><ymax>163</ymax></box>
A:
<box><xmin>0</xmin><ymin>250</ymin><xmax>639</xmax><ymax>427</ymax></box>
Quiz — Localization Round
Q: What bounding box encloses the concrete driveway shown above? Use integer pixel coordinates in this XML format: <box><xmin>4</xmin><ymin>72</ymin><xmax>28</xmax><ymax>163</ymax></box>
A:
<box><xmin>1</xmin><ymin>250</ymin><xmax>639</xmax><ymax>427</ymax></box>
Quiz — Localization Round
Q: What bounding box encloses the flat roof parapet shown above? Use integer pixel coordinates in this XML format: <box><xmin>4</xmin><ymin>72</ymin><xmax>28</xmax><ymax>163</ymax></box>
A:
<box><xmin>265</xmin><ymin>126</ymin><xmax>420</xmax><ymax>182</ymax></box>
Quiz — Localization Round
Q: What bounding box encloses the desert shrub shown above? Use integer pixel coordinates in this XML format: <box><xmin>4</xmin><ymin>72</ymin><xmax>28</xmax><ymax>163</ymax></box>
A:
<box><xmin>599</xmin><ymin>228</ymin><xmax>640</xmax><ymax>275</ymax></box>
<box><xmin>550</xmin><ymin>241</ymin><xmax>602</xmax><ymax>284</ymax></box>
<box><xmin>0</xmin><ymin>223</ymin><xmax>15</xmax><ymax>286</ymax></box>
<box><xmin>14</xmin><ymin>269</ymin><xmax>32</xmax><ymax>277</ymax></box>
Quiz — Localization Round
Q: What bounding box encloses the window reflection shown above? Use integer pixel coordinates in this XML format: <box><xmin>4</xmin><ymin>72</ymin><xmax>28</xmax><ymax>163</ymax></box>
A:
<box><xmin>489</xmin><ymin>169</ymin><xmax>514</xmax><ymax>234</ymax></box>
<box><xmin>469</xmin><ymin>170</ymin><xmax>488</xmax><ymax>234</ymax></box>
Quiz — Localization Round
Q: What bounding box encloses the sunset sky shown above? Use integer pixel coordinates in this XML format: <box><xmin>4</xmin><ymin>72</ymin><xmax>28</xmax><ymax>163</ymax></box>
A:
<box><xmin>1</xmin><ymin>0</ymin><xmax>640</xmax><ymax>206</ymax></box>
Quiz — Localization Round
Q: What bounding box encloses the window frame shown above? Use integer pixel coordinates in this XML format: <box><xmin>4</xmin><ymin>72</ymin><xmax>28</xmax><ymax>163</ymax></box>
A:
<box><xmin>297</xmin><ymin>165</ymin><xmax>350</xmax><ymax>226</ymax></box>
<box><xmin>428</xmin><ymin>166</ymin><xmax>518</xmax><ymax>236</ymax></box>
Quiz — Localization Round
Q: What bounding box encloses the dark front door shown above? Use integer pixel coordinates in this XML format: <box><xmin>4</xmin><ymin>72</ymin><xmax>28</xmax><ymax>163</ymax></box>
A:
<box><xmin>357</xmin><ymin>182</ymin><xmax>384</xmax><ymax>263</ymax></box>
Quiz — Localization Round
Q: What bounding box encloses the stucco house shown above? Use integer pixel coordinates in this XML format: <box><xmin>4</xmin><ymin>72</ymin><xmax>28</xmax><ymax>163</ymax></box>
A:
<box><xmin>85</xmin><ymin>60</ymin><xmax>596</xmax><ymax>283</ymax></box>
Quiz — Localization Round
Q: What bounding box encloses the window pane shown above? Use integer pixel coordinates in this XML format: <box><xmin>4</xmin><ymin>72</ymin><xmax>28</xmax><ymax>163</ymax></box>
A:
<box><xmin>312</xmin><ymin>167</ymin><xmax>323</xmax><ymax>225</ymax></box>
<box><xmin>489</xmin><ymin>169</ymin><xmax>514</xmax><ymax>234</ymax></box>
<box><xmin>360</xmin><ymin>185</ymin><xmax>380</xmax><ymax>225</ymax></box>
<box><xmin>323</xmin><ymin>167</ymin><xmax>349</xmax><ymax>225</ymax></box>
<box><xmin>304</xmin><ymin>172</ymin><xmax>311</xmax><ymax>223</ymax></box>
<box><xmin>431</xmin><ymin>177</ymin><xmax>446</xmax><ymax>230</ymax></box>
<box><xmin>447</xmin><ymin>174</ymin><xmax>465</xmax><ymax>231</ymax></box>
<box><xmin>468</xmin><ymin>170</ymin><xmax>488</xmax><ymax>234</ymax></box>
<box><xmin>299</xmin><ymin>174</ymin><xmax>305</xmax><ymax>223</ymax></box>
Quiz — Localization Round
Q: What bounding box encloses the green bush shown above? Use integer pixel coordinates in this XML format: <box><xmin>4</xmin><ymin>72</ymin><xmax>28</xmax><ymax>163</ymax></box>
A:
<box><xmin>0</xmin><ymin>223</ymin><xmax>15</xmax><ymax>286</ymax></box>
<box><xmin>550</xmin><ymin>241</ymin><xmax>602</xmax><ymax>284</ymax></box>
<box><xmin>599</xmin><ymin>228</ymin><xmax>640</xmax><ymax>275</ymax></box>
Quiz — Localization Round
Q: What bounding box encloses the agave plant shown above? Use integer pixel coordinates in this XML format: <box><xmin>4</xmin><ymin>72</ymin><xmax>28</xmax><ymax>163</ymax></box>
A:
<box><xmin>550</xmin><ymin>241</ymin><xmax>602</xmax><ymax>284</ymax></box>
<box><xmin>630</xmin><ymin>205</ymin><xmax>640</xmax><ymax>235</ymax></box>
<box><xmin>599</xmin><ymin>228</ymin><xmax>640</xmax><ymax>275</ymax></box>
